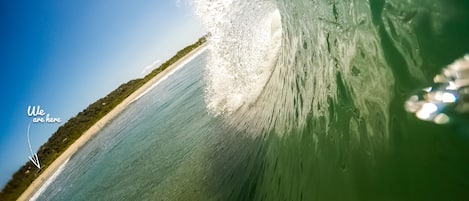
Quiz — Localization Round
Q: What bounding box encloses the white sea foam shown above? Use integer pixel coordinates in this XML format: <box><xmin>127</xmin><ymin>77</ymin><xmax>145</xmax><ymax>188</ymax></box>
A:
<box><xmin>29</xmin><ymin>158</ymin><xmax>70</xmax><ymax>201</ymax></box>
<box><xmin>195</xmin><ymin>0</ymin><xmax>282</xmax><ymax>115</ymax></box>
<box><xmin>193</xmin><ymin>0</ymin><xmax>396</xmax><ymax>140</ymax></box>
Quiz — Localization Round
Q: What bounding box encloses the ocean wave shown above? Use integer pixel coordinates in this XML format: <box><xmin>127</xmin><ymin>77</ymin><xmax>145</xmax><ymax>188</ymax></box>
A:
<box><xmin>195</xmin><ymin>0</ymin><xmax>395</xmax><ymax>138</ymax></box>
<box><xmin>29</xmin><ymin>158</ymin><xmax>70</xmax><ymax>201</ymax></box>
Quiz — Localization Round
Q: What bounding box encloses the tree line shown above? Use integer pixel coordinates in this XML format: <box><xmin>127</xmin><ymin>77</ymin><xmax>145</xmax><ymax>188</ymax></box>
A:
<box><xmin>0</xmin><ymin>35</ymin><xmax>207</xmax><ymax>201</ymax></box>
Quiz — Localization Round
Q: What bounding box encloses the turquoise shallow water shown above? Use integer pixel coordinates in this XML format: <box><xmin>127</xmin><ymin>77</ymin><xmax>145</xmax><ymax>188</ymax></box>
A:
<box><xmin>36</xmin><ymin>52</ymin><xmax>223</xmax><ymax>200</ymax></box>
<box><xmin>37</xmin><ymin>0</ymin><xmax>469</xmax><ymax>200</ymax></box>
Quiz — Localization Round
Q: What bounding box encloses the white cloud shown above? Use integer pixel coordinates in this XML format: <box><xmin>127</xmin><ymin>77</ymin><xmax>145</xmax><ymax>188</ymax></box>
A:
<box><xmin>140</xmin><ymin>59</ymin><xmax>162</xmax><ymax>76</ymax></box>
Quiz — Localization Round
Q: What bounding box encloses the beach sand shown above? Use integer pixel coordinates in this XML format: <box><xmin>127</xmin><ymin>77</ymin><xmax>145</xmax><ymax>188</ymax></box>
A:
<box><xmin>18</xmin><ymin>43</ymin><xmax>207</xmax><ymax>201</ymax></box>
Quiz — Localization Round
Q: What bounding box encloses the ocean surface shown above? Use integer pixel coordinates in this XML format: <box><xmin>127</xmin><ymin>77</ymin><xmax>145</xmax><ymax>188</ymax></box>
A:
<box><xmin>35</xmin><ymin>0</ymin><xmax>469</xmax><ymax>200</ymax></box>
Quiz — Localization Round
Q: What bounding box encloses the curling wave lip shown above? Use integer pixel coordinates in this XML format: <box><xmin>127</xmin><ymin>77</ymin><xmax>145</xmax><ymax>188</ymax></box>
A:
<box><xmin>405</xmin><ymin>54</ymin><xmax>469</xmax><ymax>124</ymax></box>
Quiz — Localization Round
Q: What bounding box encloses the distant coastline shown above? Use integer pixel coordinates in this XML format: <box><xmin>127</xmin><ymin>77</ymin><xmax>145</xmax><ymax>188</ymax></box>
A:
<box><xmin>0</xmin><ymin>36</ymin><xmax>208</xmax><ymax>201</ymax></box>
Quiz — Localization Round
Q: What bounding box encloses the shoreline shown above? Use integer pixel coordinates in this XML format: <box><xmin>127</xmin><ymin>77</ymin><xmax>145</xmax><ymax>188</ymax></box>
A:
<box><xmin>18</xmin><ymin>43</ymin><xmax>208</xmax><ymax>201</ymax></box>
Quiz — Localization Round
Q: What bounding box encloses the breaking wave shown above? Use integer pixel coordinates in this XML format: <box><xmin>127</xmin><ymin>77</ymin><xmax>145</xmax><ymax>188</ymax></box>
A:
<box><xmin>195</xmin><ymin>0</ymin><xmax>397</xmax><ymax>139</ymax></box>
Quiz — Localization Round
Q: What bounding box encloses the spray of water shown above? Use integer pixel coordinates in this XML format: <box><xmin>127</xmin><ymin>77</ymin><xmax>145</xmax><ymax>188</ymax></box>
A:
<box><xmin>194</xmin><ymin>0</ymin><xmax>282</xmax><ymax>115</ymax></box>
<box><xmin>194</xmin><ymin>0</ymin><xmax>396</xmax><ymax>140</ymax></box>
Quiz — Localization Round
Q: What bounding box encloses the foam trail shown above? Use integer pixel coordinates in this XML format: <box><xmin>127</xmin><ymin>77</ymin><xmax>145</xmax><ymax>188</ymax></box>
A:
<box><xmin>29</xmin><ymin>158</ymin><xmax>70</xmax><ymax>201</ymax></box>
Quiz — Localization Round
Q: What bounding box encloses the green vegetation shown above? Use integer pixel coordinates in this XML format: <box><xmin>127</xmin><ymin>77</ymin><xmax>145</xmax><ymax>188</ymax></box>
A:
<box><xmin>0</xmin><ymin>36</ymin><xmax>207</xmax><ymax>201</ymax></box>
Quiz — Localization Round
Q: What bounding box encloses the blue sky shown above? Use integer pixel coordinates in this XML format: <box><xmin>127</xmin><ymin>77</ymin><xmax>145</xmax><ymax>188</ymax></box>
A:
<box><xmin>0</xmin><ymin>0</ymin><xmax>205</xmax><ymax>187</ymax></box>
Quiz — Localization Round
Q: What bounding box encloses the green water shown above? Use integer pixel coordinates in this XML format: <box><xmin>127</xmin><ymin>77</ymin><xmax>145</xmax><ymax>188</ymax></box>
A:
<box><xmin>35</xmin><ymin>0</ymin><xmax>469</xmax><ymax>201</ymax></box>
<box><xmin>199</xmin><ymin>0</ymin><xmax>469</xmax><ymax>200</ymax></box>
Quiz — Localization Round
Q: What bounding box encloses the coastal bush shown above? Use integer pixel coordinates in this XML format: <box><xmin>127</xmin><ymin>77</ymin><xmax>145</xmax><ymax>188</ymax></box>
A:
<box><xmin>0</xmin><ymin>35</ymin><xmax>207</xmax><ymax>201</ymax></box>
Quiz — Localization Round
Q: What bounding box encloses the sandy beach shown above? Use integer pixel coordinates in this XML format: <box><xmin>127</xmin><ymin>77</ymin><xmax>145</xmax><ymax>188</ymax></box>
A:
<box><xmin>18</xmin><ymin>43</ymin><xmax>207</xmax><ymax>201</ymax></box>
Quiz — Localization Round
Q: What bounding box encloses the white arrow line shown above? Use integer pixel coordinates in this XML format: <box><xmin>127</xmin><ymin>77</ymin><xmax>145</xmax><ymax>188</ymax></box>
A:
<box><xmin>27</xmin><ymin>121</ymin><xmax>41</xmax><ymax>169</ymax></box>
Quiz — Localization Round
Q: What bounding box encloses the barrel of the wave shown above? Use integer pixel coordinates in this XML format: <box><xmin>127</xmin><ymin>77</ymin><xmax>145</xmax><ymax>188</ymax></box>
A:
<box><xmin>193</xmin><ymin>0</ymin><xmax>469</xmax><ymax>200</ymax></box>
